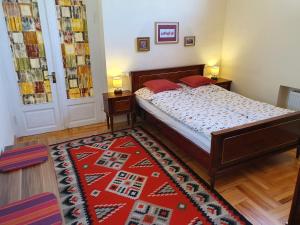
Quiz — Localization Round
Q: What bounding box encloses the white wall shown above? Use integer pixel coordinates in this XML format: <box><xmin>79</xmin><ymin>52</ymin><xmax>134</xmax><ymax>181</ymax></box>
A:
<box><xmin>102</xmin><ymin>0</ymin><xmax>228</xmax><ymax>90</ymax></box>
<box><xmin>0</xmin><ymin>2</ymin><xmax>16</xmax><ymax>150</ymax></box>
<box><xmin>222</xmin><ymin>0</ymin><xmax>300</xmax><ymax>105</ymax></box>
<box><xmin>86</xmin><ymin>0</ymin><xmax>108</xmax><ymax>114</ymax></box>
<box><xmin>0</xmin><ymin>57</ymin><xmax>15</xmax><ymax>152</ymax></box>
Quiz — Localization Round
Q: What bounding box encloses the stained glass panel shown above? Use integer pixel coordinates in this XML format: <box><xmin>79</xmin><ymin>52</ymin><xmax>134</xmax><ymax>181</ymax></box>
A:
<box><xmin>2</xmin><ymin>0</ymin><xmax>52</xmax><ymax>105</ymax></box>
<box><xmin>55</xmin><ymin>0</ymin><xmax>94</xmax><ymax>99</ymax></box>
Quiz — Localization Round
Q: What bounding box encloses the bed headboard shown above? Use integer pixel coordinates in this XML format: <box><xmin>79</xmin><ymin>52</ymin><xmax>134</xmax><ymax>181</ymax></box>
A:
<box><xmin>130</xmin><ymin>64</ymin><xmax>205</xmax><ymax>92</ymax></box>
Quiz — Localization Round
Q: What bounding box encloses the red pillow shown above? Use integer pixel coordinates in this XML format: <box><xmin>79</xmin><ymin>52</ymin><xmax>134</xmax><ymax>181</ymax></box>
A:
<box><xmin>180</xmin><ymin>75</ymin><xmax>216</xmax><ymax>88</ymax></box>
<box><xmin>143</xmin><ymin>79</ymin><xmax>180</xmax><ymax>93</ymax></box>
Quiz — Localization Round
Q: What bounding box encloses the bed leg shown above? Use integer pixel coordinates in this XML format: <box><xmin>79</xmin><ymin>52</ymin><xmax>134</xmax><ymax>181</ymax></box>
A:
<box><xmin>210</xmin><ymin>177</ymin><xmax>215</xmax><ymax>189</ymax></box>
<box><xmin>297</xmin><ymin>144</ymin><xmax>300</xmax><ymax>159</ymax></box>
<box><xmin>210</xmin><ymin>171</ymin><xmax>216</xmax><ymax>189</ymax></box>
<box><xmin>142</xmin><ymin>110</ymin><xmax>146</xmax><ymax>120</ymax></box>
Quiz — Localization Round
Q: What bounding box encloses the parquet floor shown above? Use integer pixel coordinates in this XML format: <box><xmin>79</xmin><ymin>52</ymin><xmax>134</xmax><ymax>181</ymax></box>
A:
<box><xmin>0</xmin><ymin>121</ymin><xmax>299</xmax><ymax>225</ymax></box>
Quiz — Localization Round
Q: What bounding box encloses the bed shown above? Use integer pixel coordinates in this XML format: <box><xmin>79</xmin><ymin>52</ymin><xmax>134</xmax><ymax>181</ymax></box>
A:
<box><xmin>130</xmin><ymin>64</ymin><xmax>300</xmax><ymax>188</ymax></box>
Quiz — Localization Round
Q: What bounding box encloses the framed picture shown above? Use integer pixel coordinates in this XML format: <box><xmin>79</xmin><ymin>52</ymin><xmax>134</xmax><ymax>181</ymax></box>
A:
<box><xmin>184</xmin><ymin>36</ymin><xmax>195</xmax><ymax>46</ymax></box>
<box><xmin>137</xmin><ymin>37</ymin><xmax>150</xmax><ymax>52</ymax></box>
<box><xmin>155</xmin><ymin>22</ymin><xmax>179</xmax><ymax>44</ymax></box>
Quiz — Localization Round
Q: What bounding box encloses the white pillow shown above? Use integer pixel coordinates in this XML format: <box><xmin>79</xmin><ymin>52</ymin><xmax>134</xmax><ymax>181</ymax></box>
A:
<box><xmin>135</xmin><ymin>87</ymin><xmax>154</xmax><ymax>101</ymax></box>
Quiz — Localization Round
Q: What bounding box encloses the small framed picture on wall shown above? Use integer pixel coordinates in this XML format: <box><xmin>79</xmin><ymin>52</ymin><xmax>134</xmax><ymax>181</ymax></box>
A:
<box><xmin>137</xmin><ymin>37</ymin><xmax>150</xmax><ymax>52</ymax></box>
<box><xmin>184</xmin><ymin>36</ymin><xmax>195</xmax><ymax>46</ymax></box>
<box><xmin>155</xmin><ymin>22</ymin><xmax>179</xmax><ymax>44</ymax></box>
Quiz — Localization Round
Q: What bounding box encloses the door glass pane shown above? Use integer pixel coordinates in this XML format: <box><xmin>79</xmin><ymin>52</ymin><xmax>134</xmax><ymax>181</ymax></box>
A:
<box><xmin>2</xmin><ymin>0</ymin><xmax>52</xmax><ymax>105</ymax></box>
<box><xmin>55</xmin><ymin>0</ymin><xmax>94</xmax><ymax>99</ymax></box>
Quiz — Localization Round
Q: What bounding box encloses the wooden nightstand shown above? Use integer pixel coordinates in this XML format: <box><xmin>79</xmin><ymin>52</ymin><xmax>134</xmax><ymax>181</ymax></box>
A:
<box><xmin>102</xmin><ymin>91</ymin><xmax>135</xmax><ymax>133</ymax></box>
<box><xmin>215</xmin><ymin>78</ymin><xmax>232</xmax><ymax>91</ymax></box>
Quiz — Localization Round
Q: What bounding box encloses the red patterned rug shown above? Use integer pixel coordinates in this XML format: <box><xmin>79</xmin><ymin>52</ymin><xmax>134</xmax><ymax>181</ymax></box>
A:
<box><xmin>51</xmin><ymin>127</ymin><xmax>251</xmax><ymax>225</ymax></box>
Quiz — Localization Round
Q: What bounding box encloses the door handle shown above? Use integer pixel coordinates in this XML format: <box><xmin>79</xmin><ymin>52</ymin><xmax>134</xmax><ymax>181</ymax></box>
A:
<box><xmin>49</xmin><ymin>72</ymin><xmax>57</xmax><ymax>84</ymax></box>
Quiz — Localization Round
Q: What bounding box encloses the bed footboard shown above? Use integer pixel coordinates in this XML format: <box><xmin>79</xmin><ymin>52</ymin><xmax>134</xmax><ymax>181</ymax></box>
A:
<box><xmin>210</xmin><ymin>112</ymin><xmax>300</xmax><ymax>187</ymax></box>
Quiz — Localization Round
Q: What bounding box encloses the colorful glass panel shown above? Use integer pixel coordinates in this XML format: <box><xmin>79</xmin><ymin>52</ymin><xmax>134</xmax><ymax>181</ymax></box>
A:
<box><xmin>55</xmin><ymin>0</ymin><xmax>94</xmax><ymax>99</ymax></box>
<box><xmin>2</xmin><ymin>0</ymin><xmax>52</xmax><ymax>105</ymax></box>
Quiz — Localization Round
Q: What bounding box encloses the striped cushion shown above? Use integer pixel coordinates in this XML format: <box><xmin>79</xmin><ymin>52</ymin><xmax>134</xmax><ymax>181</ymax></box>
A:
<box><xmin>0</xmin><ymin>192</ymin><xmax>62</xmax><ymax>225</ymax></box>
<box><xmin>0</xmin><ymin>144</ymin><xmax>48</xmax><ymax>172</ymax></box>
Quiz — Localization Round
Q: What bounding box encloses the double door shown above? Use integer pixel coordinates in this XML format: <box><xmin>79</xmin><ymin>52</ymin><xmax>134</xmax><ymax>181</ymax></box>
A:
<box><xmin>0</xmin><ymin>0</ymin><xmax>106</xmax><ymax>136</ymax></box>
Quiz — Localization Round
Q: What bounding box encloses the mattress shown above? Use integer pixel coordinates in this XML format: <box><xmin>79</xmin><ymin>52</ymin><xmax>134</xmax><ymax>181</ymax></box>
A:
<box><xmin>136</xmin><ymin>95</ymin><xmax>211</xmax><ymax>152</ymax></box>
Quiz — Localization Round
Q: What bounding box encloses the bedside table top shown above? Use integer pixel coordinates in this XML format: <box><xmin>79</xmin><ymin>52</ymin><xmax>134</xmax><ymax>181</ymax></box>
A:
<box><xmin>103</xmin><ymin>90</ymin><xmax>134</xmax><ymax>99</ymax></box>
<box><xmin>215</xmin><ymin>78</ymin><xmax>232</xmax><ymax>84</ymax></box>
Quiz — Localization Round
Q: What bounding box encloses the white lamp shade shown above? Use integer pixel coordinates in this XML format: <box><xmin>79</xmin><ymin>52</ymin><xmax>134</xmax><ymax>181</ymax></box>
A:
<box><xmin>112</xmin><ymin>76</ymin><xmax>122</xmax><ymax>88</ymax></box>
<box><xmin>210</xmin><ymin>66</ymin><xmax>220</xmax><ymax>76</ymax></box>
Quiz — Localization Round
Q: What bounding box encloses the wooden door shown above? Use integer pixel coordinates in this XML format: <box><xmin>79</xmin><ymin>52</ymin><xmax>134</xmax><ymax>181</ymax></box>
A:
<box><xmin>45</xmin><ymin>0</ymin><xmax>105</xmax><ymax>128</ymax></box>
<box><xmin>0</xmin><ymin>0</ymin><xmax>106</xmax><ymax>136</ymax></box>
<box><xmin>0</xmin><ymin>0</ymin><xmax>63</xmax><ymax>136</ymax></box>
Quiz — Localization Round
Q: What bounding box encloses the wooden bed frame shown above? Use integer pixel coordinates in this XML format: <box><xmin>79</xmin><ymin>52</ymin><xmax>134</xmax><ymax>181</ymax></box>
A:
<box><xmin>130</xmin><ymin>64</ymin><xmax>300</xmax><ymax>188</ymax></box>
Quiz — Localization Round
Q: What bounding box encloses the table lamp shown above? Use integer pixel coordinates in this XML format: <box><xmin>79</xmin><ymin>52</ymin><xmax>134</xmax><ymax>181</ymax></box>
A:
<box><xmin>113</xmin><ymin>76</ymin><xmax>123</xmax><ymax>95</ymax></box>
<box><xmin>210</xmin><ymin>66</ymin><xmax>220</xmax><ymax>80</ymax></box>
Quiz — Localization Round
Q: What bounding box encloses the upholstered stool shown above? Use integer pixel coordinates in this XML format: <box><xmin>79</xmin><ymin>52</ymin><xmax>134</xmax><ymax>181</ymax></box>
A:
<box><xmin>0</xmin><ymin>144</ymin><xmax>48</xmax><ymax>172</ymax></box>
<box><xmin>0</xmin><ymin>192</ymin><xmax>62</xmax><ymax>225</ymax></box>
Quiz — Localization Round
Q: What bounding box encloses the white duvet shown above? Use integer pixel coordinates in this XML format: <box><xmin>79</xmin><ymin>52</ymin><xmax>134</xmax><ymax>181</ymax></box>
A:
<box><xmin>135</xmin><ymin>84</ymin><xmax>293</xmax><ymax>140</ymax></box>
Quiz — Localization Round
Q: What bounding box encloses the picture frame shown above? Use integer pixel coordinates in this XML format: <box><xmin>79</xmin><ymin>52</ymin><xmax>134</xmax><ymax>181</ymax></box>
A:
<box><xmin>137</xmin><ymin>37</ymin><xmax>150</xmax><ymax>52</ymax></box>
<box><xmin>184</xmin><ymin>36</ymin><xmax>195</xmax><ymax>46</ymax></box>
<box><xmin>155</xmin><ymin>22</ymin><xmax>179</xmax><ymax>44</ymax></box>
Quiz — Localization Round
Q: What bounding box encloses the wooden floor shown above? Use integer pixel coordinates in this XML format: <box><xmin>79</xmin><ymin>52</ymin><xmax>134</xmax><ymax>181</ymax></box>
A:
<box><xmin>0</xmin><ymin>122</ymin><xmax>299</xmax><ymax>225</ymax></box>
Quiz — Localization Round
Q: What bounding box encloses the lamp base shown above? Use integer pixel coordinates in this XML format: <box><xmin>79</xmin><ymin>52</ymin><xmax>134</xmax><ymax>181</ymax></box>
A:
<box><xmin>211</xmin><ymin>76</ymin><xmax>218</xmax><ymax>81</ymax></box>
<box><xmin>114</xmin><ymin>89</ymin><xmax>123</xmax><ymax>95</ymax></box>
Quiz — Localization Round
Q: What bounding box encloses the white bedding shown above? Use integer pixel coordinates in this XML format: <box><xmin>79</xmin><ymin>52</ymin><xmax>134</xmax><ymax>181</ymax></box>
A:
<box><xmin>136</xmin><ymin>84</ymin><xmax>293</xmax><ymax>149</ymax></box>
<box><xmin>136</xmin><ymin>95</ymin><xmax>211</xmax><ymax>152</ymax></box>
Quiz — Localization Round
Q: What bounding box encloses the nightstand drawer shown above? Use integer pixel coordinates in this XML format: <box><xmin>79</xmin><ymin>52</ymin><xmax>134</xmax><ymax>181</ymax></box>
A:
<box><xmin>112</xmin><ymin>98</ymin><xmax>131</xmax><ymax>112</ymax></box>
<box><xmin>218</xmin><ymin>84</ymin><xmax>230</xmax><ymax>89</ymax></box>
<box><xmin>216</xmin><ymin>82</ymin><xmax>231</xmax><ymax>91</ymax></box>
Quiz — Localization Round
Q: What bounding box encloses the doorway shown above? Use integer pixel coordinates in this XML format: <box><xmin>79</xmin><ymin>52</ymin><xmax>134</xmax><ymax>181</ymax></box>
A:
<box><xmin>0</xmin><ymin>0</ymin><xmax>107</xmax><ymax>137</ymax></box>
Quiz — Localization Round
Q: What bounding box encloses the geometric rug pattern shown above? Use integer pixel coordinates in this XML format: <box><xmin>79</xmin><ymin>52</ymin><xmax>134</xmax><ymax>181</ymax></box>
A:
<box><xmin>51</xmin><ymin>127</ymin><xmax>252</xmax><ymax>225</ymax></box>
